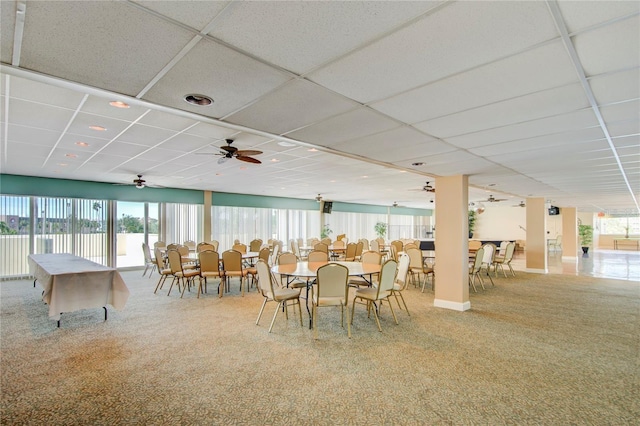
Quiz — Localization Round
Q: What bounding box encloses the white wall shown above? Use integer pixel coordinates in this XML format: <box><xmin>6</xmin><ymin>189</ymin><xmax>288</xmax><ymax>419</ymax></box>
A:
<box><xmin>473</xmin><ymin>204</ymin><xmax>527</xmax><ymax>241</ymax></box>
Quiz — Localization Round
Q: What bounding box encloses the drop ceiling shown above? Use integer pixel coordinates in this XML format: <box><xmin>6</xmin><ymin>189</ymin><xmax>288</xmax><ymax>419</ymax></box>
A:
<box><xmin>0</xmin><ymin>0</ymin><xmax>638</xmax><ymax>213</ymax></box>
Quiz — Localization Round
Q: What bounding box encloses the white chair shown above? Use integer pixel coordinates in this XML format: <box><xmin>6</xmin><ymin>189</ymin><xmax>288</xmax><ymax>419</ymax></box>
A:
<box><xmin>351</xmin><ymin>259</ymin><xmax>399</xmax><ymax>332</ymax></box>
<box><xmin>255</xmin><ymin>260</ymin><xmax>303</xmax><ymax>333</ymax></box>
<box><xmin>549</xmin><ymin>235</ymin><xmax>562</xmax><ymax>252</ymax></box>
<box><xmin>480</xmin><ymin>243</ymin><xmax>496</xmax><ymax>286</ymax></box>
<box><xmin>312</xmin><ymin>263</ymin><xmax>351</xmax><ymax>339</ymax></box>
<box><xmin>391</xmin><ymin>252</ymin><xmax>411</xmax><ymax>315</ymax></box>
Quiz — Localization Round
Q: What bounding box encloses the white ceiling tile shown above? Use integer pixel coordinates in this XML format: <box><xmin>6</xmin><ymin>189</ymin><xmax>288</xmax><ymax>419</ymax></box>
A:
<box><xmin>99</xmin><ymin>142</ymin><xmax>150</xmax><ymax>158</ymax></box>
<box><xmin>132</xmin><ymin>1</ymin><xmax>229</xmax><ymax>31</ymax></box>
<box><xmin>309</xmin><ymin>1</ymin><xmax>559</xmax><ymax>103</ymax></box>
<box><xmin>6</xmin><ymin>124</ymin><xmax>61</xmax><ymax>147</ymax></box>
<box><xmin>607</xmin><ymin>119</ymin><xmax>640</xmax><ymax>138</ymax></box>
<box><xmin>0</xmin><ymin>1</ymin><xmax>16</xmax><ymax>64</ymax></box>
<box><xmin>332</xmin><ymin>126</ymin><xmax>454</xmax><ymax>164</ymax></box>
<box><xmin>589</xmin><ymin>68</ymin><xmax>640</xmax><ymax>105</ymax></box>
<box><xmin>600</xmin><ymin>100</ymin><xmax>640</xmax><ymax>124</ymax></box>
<box><xmin>116</xmin><ymin>124</ymin><xmax>178</xmax><ymax>147</ymax></box>
<box><xmin>573</xmin><ymin>15</ymin><xmax>640</xmax><ymax>76</ymax></box>
<box><xmin>470</xmin><ymin>127</ymin><xmax>606</xmax><ymax>157</ymax></box>
<box><xmin>80</xmin><ymin>96</ymin><xmax>150</xmax><ymax>122</ymax></box>
<box><xmin>19</xmin><ymin>1</ymin><xmax>196</xmax><ymax>96</ymax></box>
<box><xmin>207</xmin><ymin>1</ymin><xmax>441</xmax><ymax>74</ymax></box>
<box><xmin>370</xmin><ymin>41</ymin><xmax>578</xmax><ymax>124</ymax></box>
<box><xmin>8</xmin><ymin>76</ymin><xmax>86</xmax><ymax>109</ymax></box>
<box><xmin>161</xmin><ymin>133</ymin><xmax>212</xmax><ymax>153</ymax></box>
<box><xmin>66</xmin><ymin>113</ymin><xmax>134</xmax><ymax>141</ymax></box>
<box><xmin>416</xmin><ymin>83</ymin><xmax>589</xmax><ymax>138</ymax></box>
<box><xmin>557</xmin><ymin>0</ymin><xmax>640</xmax><ymax>34</ymax></box>
<box><xmin>8</xmin><ymin>99</ymin><xmax>75</xmax><ymax>132</ymax></box>
<box><xmin>612</xmin><ymin>134</ymin><xmax>640</xmax><ymax>150</ymax></box>
<box><xmin>183</xmin><ymin>122</ymin><xmax>238</xmax><ymax>141</ymax></box>
<box><xmin>137</xmin><ymin>110</ymin><xmax>197</xmax><ymax>133</ymax></box>
<box><xmin>225</xmin><ymin>79</ymin><xmax>357</xmax><ymax>135</ymax></box>
<box><xmin>57</xmin><ymin>133</ymin><xmax>111</xmax><ymax>153</ymax></box>
<box><xmin>286</xmin><ymin>108</ymin><xmax>399</xmax><ymax>147</ymax></box>
<box><xmin>143</xmin><ymin>38</ymin><xmax>292</xmax><ymax>119</ymax></box>
<box><xmin>442</xmin><ymin>109</ymin><xmax>599</xmax><ymax>149</ymax></box>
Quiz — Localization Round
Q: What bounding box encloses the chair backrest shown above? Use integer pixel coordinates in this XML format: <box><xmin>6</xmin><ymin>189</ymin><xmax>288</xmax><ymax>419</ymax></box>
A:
<box><xmin>481</xmin><ymin>243</ymin><xmax>496</xmax><ymax>264</ymax></box>
<box><xmin>344</xmin><ymin>243</ymin><xmax>357</xmax><ymax>260</ymax></box>
<box><xmin>556</xmin><ymin>235</ymin><xmax>562</xmax><ymax>244</ymax></box>
<box><xmin>389</xmin><ymin>245</ymin><xmax>398</xmax><ymax>261</ymax></box>
<box><xmin>376</xmin><ymin>237</ymin><xmax>385</xmax><ymax>246</ymax></box>
<box><xmin>290</xmin><ymin>239</ymin><xmax>302</xmax><ymax>259</ymax></box>
<box><xmin>183</xmin><ymin>240</ymin><xmax>196</xmax><ymax>251</ymax></box>
<box><xmin>404</xmin><ymin>243</ymin><xmax>418</xmax><ymax>250</ymax></box>
<box><xmin>307</xmin><ymin>250</ymin><xmax>329</xmax><ymax>263</ymax></box>
<box><xmin>321</xmin><ymin>237</ymin><xmax>332</xmax><ymax>246</ymax></box>
<box><xmin>256</xmin><ymin>260</ymin><xmax>276</xmax><ymax>295</ymax></box>
<box><xmin>278</xmin><ymin>252</ymin><xmax>298</xmax><ymax>266</ymax></box>
<box><xmin>166</xmin><ymin>243</ymin><xmax>179</xmax><ymax>250</ymax></box>
<box><xmin>498</xmin><ymin>241</ymin><xmax>509</xmax><ymax>256</ymax></box>
<box><xmin>360</xmin><ymin>250</ymin><xmax>382</xmax><ymax>266</ymax></box>
<box><xmin>197</xmin><ymin>242</ymin><xmax>215</xmax><ymax>252</ymax></box>
<box><xmin>222</xmin><ymin>249</ymin><xmax>243</xmax><ymax>272</ymax></box>
<box><xmin>396</xmin><ymin>252</ymin><xmax>410</xmax><ymax>286</ymax></box>
<box><xmin>296</xmin><ymin>238</ymin><xmax>304</xmax><ymax>249</ymax></box>
<box><xmin>360</xmin><ymin>238</ymin><xmax>370</xmax><ymax>251</ymax></box>
<box><xmin>316</xmin><ymin>263</ymin><xmax>349</xmax><ymax>300</ymax></box>
<box><xmin>249</xmin><ymin>239</ymin><xmax>263</xmax><ymax>252</ymax></box>
<box><xmin>167</xmin><ymin>249</ymin><xmax>183</xmax><ymax>274</ymax></box>
<box><xmin>208</xmin><ymin>240</ymin><xmax>220</xmax><ymax>252</ymax></box>
<box><xmin>154</xmin><ymin>241</ymin><xmax>166</xmax><ymax>249</ymax></box>
<box><xmin>154</xmin><ymin>248</ymin><xmax>166</xmax><ymax>270</ymax></box>
<box><xmin>332</xmin><ymin>240</ymin><xmax>346</xmax><ymax>249</ymax></box>
<box><xmin>377</xmin><ymin>259</ymin><xmax>398</xmax><ymax>295</ymax></box>
<box><xmin>370</xmin><ymin>240</ymin><xmax>380</xmax><ymax>252</ymax></box>
<box><xmin>177</xmin><ymin>244</ymin><xmax>190</xmax><ymax>257</ymax></box>
<box><xmin>258</xmin><ymin>247</ymin><xmax>271</xmax><ymax>264</ymax></box>
<box><xmin>391</xmin><ymin>240</ymin><xmax>403</xmax><ymax>254</ymax></box>
<box><xmin>354</xmin><ymin>241</ymin><xmax>364</xmax><ymax>258</ymax></box>
<box><xmin>308</xmin><ymin>238</ymin><xmax>319</xmax><ymax>247</ymax></box>
<box><xmin>232</xmin><ymin>243</ymin><xmax>247</xmax><ymax>254</ymax></box>
<box><xmin>406</xmin><ymin>247</ymin><xmax>423</xmax><ymax>269</ymax></box>
<box><xmin>471</xmin><ymin>247</ymin><xmax>484</xmax><ymax>273</ymax></box>
<box><xmin>504</xmin><ymin>242</ymin><xmax>516</xmax><ymax>262</ymax></box>
<box><xmin>142</xmin><ymin>242</ymin><xmax>153</xmax><ymax>262</ymax></box>
<box><xmin>314</xmin><ymin>242</ymin><xmax>329</xmax><ymax>253</ymax></box>
<box><xmin>198</xmin><ymin>250</ymin><xmax>220</xmax><ymax>273</ymax></box>
<box><xmin>270</xmin><ymin>243</ymin><xmax>280</xmax><ymax>264</ymax></box>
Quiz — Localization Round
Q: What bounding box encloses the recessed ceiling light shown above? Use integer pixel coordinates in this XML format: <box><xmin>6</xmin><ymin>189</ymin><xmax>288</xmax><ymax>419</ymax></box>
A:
<box><xmin>89</xmin><ymin>125</ymin><xmax>106</xmax><ymax>131</ymax></box>
<box><xmin>307</xmin><ymin>148</ymin><xmax>318</xmax><ymax>152</ymax></box>
<box><xmin>215</xmin><ymin>173</ymin><xmax>222</xmax><ymax>176</ymax></box>
<box><xmin>57</xmin><ymin>163</ymin><xmax>68</xmax><ymax>167</ymax></box>
<box><xmin>412</xmin><ymin>162</ymin><xmax>424</xmax><ymax>166</ymax></box>
<box><xmin>362</xmin><ymin>175</ymin><xmax>368</xmax><ymax>178</ymax></box>
<box><xmin>330</xmin><ymin>180</ymin><xmax>336</xmax><ymax>183</ymax></box>
<box><xmin>239</xmin><ymin>166</ymin><xmax>247</xmax><ymax>170</ymax></box>
<box><xmin>184</xmin><ymin>94</ymin><xmax>213</xmax><ymax>106</ymax></box>
<box><xmin>399</xmin><ymin>170</ymin><xmax>406</xmax><ymax>173</ymax></box>
<box><xmin>75</xmin><ymin>141</ymin><xmax>89</xmax><ymax>147</ymax></box>
<box><xmin>271</xmin><ymin>158</ymin><xmax>279</xmax><ymax>162</ymax></box>
<box><xmin>277</xmin><ymin>141</ymin><xmax>296</xmax><ymax>147</ymax></box>
<box><xmin>65</xmin><ymin>153</ymin><xmax>77</xmax><ymax>158</ymax></box>
<box><xmin>109</xmin><ymin>101</ymin><xmax>130</xmax><ymax>109</ymax></box>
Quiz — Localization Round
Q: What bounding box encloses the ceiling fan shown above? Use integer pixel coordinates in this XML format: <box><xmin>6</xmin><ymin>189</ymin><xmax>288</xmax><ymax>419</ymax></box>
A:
<box><xmin>513</xmin><ymin>201</ymin><xmax>526</xmax><ymax>207</ymax></box>
<box><xmin>114</xmin><ymin>174</ymin><xmax>148</xmax><ymax>189</ymax></box>
<box><xmin>198</xmin><ymin>139</ymin><xmax>263</xmax><ymax>164</ymax></box>
<box><xmin>484</xmin><ymin>194</ymin><xmax>508</xmax><ymax>203</ymax></box>
<box><xmin>409</xmin><ymin>181</ymin><xmax>435</xmax><ymax>193</ymax></box>
<box><xmin>315</xmin><ymin>194</ymin><xmax>323</xmax><ymax>203</ymax></box>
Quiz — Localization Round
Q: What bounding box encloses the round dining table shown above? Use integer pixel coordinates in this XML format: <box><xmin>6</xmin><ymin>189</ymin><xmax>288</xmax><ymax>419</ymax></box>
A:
<box><xmin>271</xmin><ymin>261</ymin><xmax>381</xmax><ymax>328</ymax></box>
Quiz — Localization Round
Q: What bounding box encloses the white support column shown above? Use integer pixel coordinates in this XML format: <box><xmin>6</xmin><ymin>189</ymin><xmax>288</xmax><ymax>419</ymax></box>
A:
<box><xmin>433</xmin><ymin>175</ymin><xmax>470</xmax><ymax>312</ymax></box>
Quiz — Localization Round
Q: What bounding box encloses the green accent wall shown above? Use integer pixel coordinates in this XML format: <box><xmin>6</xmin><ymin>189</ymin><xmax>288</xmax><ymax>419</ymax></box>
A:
<box><xmin>1</xmin><ymin>174</ymin><xmax>432</xmax><ymax>216</ymax></box>
<box><xmin>0</xmin><ymin>174</ymin><xmax>203</xmax><ymax>204</ymax></box>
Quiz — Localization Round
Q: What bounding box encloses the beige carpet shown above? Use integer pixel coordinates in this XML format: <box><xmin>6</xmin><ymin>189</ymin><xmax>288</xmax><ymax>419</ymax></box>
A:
<box><xmin>1</xmin><ymin>269</ymin><xmax>638</xmax><ymax>425</ymax></box>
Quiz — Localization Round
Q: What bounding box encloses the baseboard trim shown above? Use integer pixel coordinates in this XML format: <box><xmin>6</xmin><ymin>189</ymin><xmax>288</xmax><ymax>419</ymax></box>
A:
<box><xmin>433</xmin><ymin>299</ymin><xmax>471</xmax><ymax>311</ymax></box>
<box><xmin>525</xmin><ymin>268</ymin><xmax>548</xmax><ymax>274</ymax></box>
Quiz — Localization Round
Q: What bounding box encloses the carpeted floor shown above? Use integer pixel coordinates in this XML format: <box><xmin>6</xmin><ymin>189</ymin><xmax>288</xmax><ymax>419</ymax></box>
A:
<box><xmin>1</xmin><ymin>268</ymin><xmax>638</xmax><ymax>425</ymax></box>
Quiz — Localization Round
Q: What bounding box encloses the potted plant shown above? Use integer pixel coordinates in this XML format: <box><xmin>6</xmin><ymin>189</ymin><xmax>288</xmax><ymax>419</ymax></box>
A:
<box><xmin>468</xmin><ymin>210</ymin><xmax>477</xmax><ymax>239</ymax></box>
<box><xmin>374</xmin><ymin>221</ymin><xmax>387</xmax><ymax>240</ymax></box>
<box><xmin>320</xmin><ymin>224</ymin><xmax>333</xmax><ymax>239</ymax></box>
<box><xmin>578</xmin><ymin>224</ymin><xmax>593</xmax><ymax>254</ymax></box>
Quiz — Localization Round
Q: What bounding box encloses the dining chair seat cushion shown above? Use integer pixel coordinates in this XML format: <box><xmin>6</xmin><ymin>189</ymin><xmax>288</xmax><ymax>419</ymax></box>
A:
<box><xmin>355</xmin><ymin>287</ymin><xmax>391</xmax><ymax>300</ymax></box>
<box><xmin>269</xmin><ymin>288</ymin><xmax>301</xmax><ymax>301</ymax></box>
<box><xmin>176</xmin><ymin>269</ymin><xmax>200</xmax><ymax>278</ymax></box>
<box><xmin>201</xmin><ymin>271</ymin><xmax>222</xmax><ymax>278</ymax></box>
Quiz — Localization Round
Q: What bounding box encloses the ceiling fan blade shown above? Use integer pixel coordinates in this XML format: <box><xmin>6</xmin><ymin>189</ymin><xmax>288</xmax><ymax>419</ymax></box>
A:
<box><xmin>236</xmin><ymin>156</ymin><xmax>262</xmax><ymax>164</ymax></box>
<box><xmin>217</xmin><ymin>156</ymin><xmax>229</xmax><ymax>164</ymax></box>
<box><xmin>235</xmin><ymin>149</ymin><xmax>262</xmax><ymax>156</ymax></box>
<box><xmin>221</xmin><ymin>146</ymin><xmax>237</xmax><ymax>153</ymax></box>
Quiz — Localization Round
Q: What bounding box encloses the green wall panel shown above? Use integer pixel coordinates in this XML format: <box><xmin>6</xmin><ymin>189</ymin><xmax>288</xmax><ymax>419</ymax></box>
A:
<box><xmin>0</xmin><ymin>174</ymin><xmax>203</xmax><ymax>204</ymax></box>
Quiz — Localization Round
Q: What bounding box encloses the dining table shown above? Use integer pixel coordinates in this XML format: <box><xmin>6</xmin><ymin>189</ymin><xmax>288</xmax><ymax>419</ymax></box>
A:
<box><xmin>28</xmin><ymin>253</ymin><xmax>130</xmax><ymax>327</ymax></box>
<box><xmin>271</xmin><ymin>260</ymin><xmax>381</xmax><ymax>328</ymax></box>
